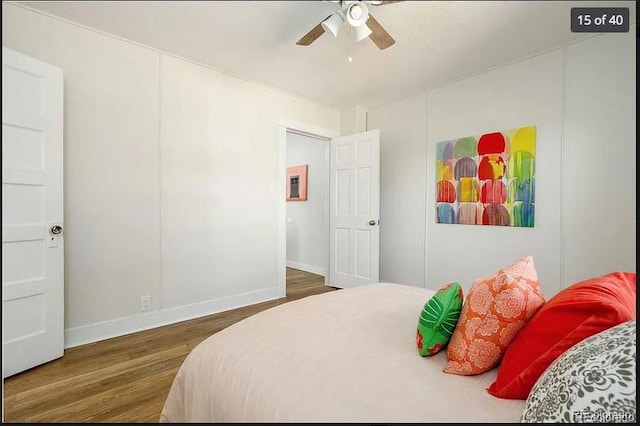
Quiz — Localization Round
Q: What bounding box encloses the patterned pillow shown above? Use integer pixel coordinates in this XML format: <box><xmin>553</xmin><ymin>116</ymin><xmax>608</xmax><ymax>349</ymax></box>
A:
<box><xmin>443</xmin><ymin>255</ymin><xmax>545</xmax><ymax>375</ymax></box>
<box><xmin>521</xmin><ymin>319</ymin><xmax>636</xmax><ymax>423</ymax></box>
<box><xmin>416</xmin><ymin>282</ymin><xmax>463</xmax><ymax>356</ymax></box>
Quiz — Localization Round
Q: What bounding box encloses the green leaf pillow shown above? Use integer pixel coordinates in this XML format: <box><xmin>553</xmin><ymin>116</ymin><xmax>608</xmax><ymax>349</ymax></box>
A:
<box><xmin>416</xmin><ymin>282</ymin><xmax>463</xmax><ymax>356</ymax></box>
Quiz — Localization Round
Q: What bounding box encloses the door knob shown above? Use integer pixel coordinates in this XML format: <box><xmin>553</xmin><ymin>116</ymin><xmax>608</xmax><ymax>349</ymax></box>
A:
<box><xmin>368</xmin><ymin>220</ymin><xmax>377</xmax><ymax>226</ymax></box>
<box><xmin>50</xmin><ymin>225</ymin><xmax>63</xmax><ymax>235</ymax></box>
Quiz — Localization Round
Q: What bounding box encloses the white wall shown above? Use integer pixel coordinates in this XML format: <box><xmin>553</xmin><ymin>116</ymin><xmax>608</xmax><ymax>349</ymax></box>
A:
<box><xmin>562</xmin><ymin>31</ymin><xmax>636</xmax><ymax>285</ymax></box>
<box><xmin>367</xmin><ymin>29</ymin><xmax>636</xmax><ymax>298</ymax></box>
<box><xmin>2</xmin><ymin>3</ymin><xmax>161</xmax><ymax>331</ymax></box>
<box><xmin>426</xmin><ymin>50</ymin><xmax>563</xmax><ymax>297</ymax></box>
<box><xmin>339</xmin><ymin>105</ymin><xmax>367</xmax><ymax>136</ymax></box>
<box><xmin>2</xmin><ymin>3</ymin><xmax>340</xmax><ymax>347</ymax></box>
<box><xmin>285</xmin><ymin>132</ymin><xmax>328</xmax><ymax>276</ymax></box>
<box><xmin>367</xmin><ymin>93</ymin><xmax>427</xmax><ymax>287</ymax></box>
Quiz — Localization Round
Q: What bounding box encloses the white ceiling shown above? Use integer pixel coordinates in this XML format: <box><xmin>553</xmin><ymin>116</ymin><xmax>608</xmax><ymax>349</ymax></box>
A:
<box><xmin>15</xmin><ymin>0</ymin><xmax>636</xmax><ymax>109</ymax></box>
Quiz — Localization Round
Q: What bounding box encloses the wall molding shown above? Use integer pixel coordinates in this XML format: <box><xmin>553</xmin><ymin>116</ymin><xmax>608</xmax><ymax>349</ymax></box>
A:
<box><xmin>286</xmin><ymin>261</ymin><xmax>326</xmax><ymax>277</ymax></box>
<box><xmin>64</xmin><ymin>287</ymin><xmax>278</xmax><ymax>349</ymax></box>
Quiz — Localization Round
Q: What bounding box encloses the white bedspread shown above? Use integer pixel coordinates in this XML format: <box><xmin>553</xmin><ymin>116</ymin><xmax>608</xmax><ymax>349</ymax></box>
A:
<box><xmin>160</xmin><ymin>283</ymin><xmax>525</xmax><ymax>422</ymax></box>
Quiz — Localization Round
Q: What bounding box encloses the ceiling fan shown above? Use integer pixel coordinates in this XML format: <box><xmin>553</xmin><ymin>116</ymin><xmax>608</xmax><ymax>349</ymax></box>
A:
<box><xmin>296</xmin><ymin>1</ymin><xmax>401</xmax><ymax>50</ymax></box>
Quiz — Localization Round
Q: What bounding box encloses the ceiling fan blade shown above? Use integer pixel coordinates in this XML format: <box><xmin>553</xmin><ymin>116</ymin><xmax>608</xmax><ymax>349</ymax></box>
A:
<box><xmin>296</xmin><ymin>17</ymin><xmax>329</xmax><ymax>46</ymax></box>
<box><xmin>367</xmin><ymin>14</ymin><xmax>395</xmax><ymax>50</ymax></box>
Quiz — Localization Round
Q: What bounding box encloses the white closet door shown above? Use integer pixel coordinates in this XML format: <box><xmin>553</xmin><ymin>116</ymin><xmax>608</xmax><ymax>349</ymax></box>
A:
<box><xmin>2</xmin><ymin>47</ymin><xmax>64</xmax><ymax>378</ymax></box>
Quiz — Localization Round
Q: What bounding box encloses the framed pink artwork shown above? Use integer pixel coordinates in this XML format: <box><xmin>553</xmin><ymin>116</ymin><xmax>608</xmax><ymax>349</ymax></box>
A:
<box><xmin>286</xmin><ymin>164</ymin><xmax>308</xmax><ymax>201</ymax></box>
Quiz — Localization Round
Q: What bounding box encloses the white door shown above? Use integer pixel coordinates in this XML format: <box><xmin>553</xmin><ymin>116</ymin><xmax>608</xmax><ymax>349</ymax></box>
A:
<box><xmin>329</xmin><ymin>129</ymin><xmax>380</xmax><ymax>288</ymax></box>
<box><xmin>2</xmin><ymin>47</ymin><xmax>64</xmax><ymax>378</ymax></box>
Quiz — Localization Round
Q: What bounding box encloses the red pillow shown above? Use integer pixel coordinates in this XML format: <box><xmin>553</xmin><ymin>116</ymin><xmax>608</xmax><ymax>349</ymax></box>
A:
<box><xmin>487</xmin><ymin>271</ymin><xmax>636</xmax><ymax>399</ymax></box>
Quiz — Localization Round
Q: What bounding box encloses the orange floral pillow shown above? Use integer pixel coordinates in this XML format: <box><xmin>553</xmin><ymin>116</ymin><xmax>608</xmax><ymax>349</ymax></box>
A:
<box><xmin>443</xmin><ymin>255</ymin><xmax>545</xmax><ymax>375</ymax></box>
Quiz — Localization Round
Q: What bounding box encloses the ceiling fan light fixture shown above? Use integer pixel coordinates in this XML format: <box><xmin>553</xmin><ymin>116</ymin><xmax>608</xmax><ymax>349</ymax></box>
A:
<box><xmin>296</xmin><ymin>0</ymin><xmax>397</xmax><ymax>50</ymax></box>
<box><xmin>346</xmin><ymin>2</ymin><xmax>369</xmax><ymax>27</ymax></box>
<box><xmin>321</xmin><ymin>11</ymin><xmax>344</xmax><ymax>38</ymax></box>
<box><xmin>353</xmin><ymin>21</ymin><xmax>372</xmax><ymax>42</ymax></box>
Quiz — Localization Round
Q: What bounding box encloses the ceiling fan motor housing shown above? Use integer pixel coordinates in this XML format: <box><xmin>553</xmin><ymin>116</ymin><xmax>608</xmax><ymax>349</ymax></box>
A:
<box><xmin>344</xmin><ymin>1</ymin><xmax>370</xmax><ymax>27</ymax></box>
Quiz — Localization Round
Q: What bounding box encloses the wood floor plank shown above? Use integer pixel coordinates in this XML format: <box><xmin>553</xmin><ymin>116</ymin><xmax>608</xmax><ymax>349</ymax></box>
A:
<box><xmin>2</xmin><ymin>269</ymin><xmax>335</xmax><ymax>422</ymax></box>
<box><xmin>4</xmin><ymin>346</ymin><xmax>188</xmax><ymax>416</ymax></box>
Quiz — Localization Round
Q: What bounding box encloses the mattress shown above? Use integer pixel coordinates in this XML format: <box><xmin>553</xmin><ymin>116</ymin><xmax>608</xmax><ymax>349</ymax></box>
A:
<box><xmin>160</xmin><ymin>282</ymin><xmax>525</xmax><ymax>422</ymax></box>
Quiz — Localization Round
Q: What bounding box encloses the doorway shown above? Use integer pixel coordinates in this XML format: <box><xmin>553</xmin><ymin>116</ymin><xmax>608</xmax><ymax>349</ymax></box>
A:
<box><xmin>276</xmin><ymin>120</ymin><xmax>338</xmax><ymax>298</ymax></box>
<box><xmin>277</xmin><ymin>121</ymin><xmax>381</xmax><ymax>296</ymax></box>
<box><xmin>285</xmin><ymin>130</ymin><xmax>330</xmax><ymax>295</ymax></box>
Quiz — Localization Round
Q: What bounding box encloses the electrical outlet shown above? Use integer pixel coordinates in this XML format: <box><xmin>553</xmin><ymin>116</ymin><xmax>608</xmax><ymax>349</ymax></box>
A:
<box><xmin>140</xmin><ymin>295</ymin><xmax>151</xmax><ymax>312</ymax></box>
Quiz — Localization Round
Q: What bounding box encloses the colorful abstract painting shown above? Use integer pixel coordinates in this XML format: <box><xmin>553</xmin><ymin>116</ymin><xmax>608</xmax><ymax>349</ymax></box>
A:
<box><xmin>436</xmin><ymin>126</ymin><xmax>535</xmax><ymax>227</ymax></box>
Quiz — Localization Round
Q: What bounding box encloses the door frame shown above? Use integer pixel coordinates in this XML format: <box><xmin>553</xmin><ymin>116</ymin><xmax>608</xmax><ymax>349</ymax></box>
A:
<box><xmin>277</xmin><ymin>119</ymin><xmax>339</xmax><ymax>298</ymax></box>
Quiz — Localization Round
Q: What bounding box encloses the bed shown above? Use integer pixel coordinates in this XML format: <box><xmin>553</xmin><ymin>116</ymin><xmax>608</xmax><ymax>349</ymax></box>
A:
<box><xmin>159</xmin><ymin>283</ymin><xmax>526</xmax><ymax>423</ymax></box>
<box><xmin>160</xmin><ymin>263</ymin><xmax>636</xmax><ymax>423</ymax></box>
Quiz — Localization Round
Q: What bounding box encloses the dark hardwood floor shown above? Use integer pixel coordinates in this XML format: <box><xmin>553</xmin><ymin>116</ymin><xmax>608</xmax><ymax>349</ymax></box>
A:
<box><xmin>2</xmin><ymin>268</ymin><xmax>335</xmax><ymax>422</ymax></box>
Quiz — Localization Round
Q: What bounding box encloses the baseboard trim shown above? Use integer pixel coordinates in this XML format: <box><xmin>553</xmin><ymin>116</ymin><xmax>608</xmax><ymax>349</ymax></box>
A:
<box><xmin>286</xmin><ymin>261</ymin><xmax>326</xmax><ymax>277</ymax></box>
<box><xmin>64</xmin><ymin>287</ymin><xmax>279</xmax><ymax>349</ymax></box>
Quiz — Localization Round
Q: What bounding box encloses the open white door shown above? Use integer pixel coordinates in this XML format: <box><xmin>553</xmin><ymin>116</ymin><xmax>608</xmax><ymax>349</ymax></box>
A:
<box><xmin>2</xmin><ymin>47</ymin><xmax>64</xmax><ymax>378</ymax></box>
<box><xmin>329</xmin><ymin>129</ymin><xmax>380</xmax><ymax>288</ymax></box>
